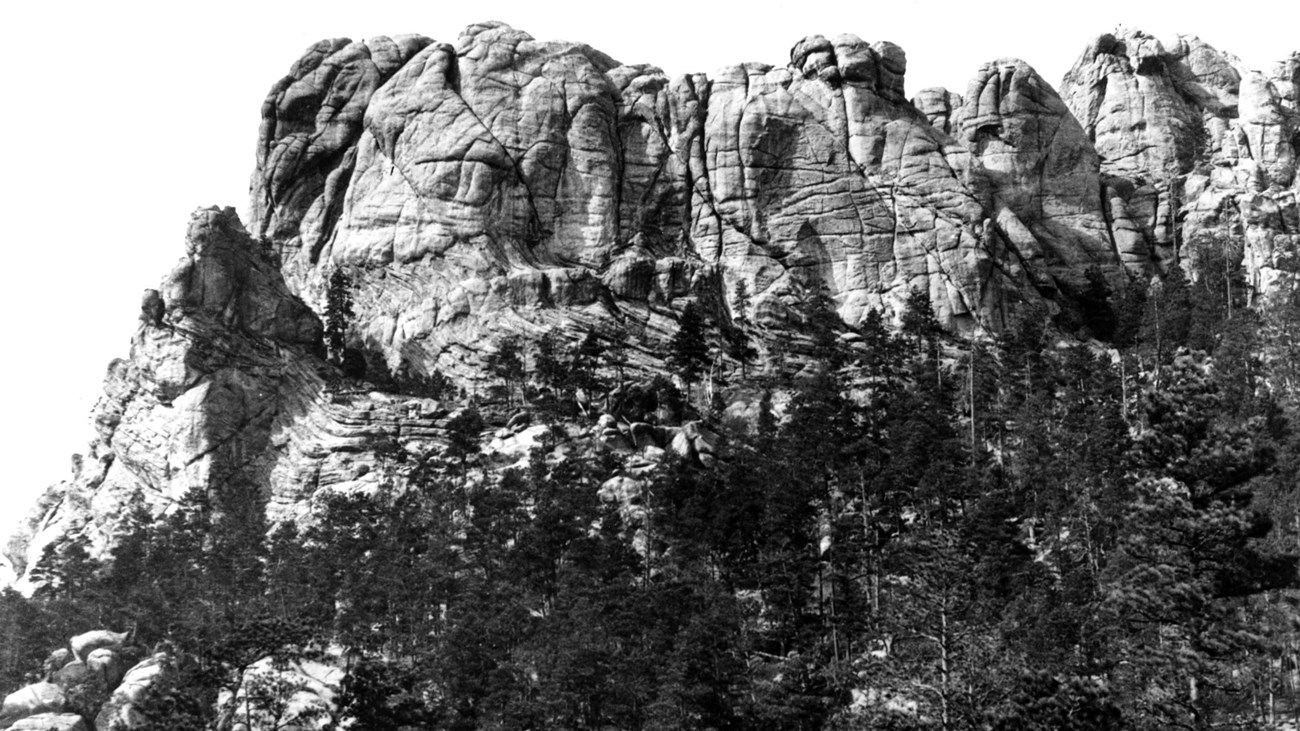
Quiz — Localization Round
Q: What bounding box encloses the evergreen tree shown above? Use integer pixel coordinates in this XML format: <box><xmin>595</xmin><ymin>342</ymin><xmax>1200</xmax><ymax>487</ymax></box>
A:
<box><xmin>324</xmin><ymin>267</ymin><xmax>355</xmax><ymax>365</ymax></box>
<box><xmin>1078</xmin><ymin>266</ymin><xmax>1118</xmax><ymax>342</ymax></box>
<box><xmin>901</xmin><ymin>287</ymin><xmax>946</xmax><ymax>389</ymax></box>
<box><xmin>727</xmin><ymin>280</ymin><xmax>759</xmax><ymax>378</ymax></box>
<box><xmin>799</xmin><ymin>290</ymin><xmax>847</xmax><ymax>371</ymax></box>
<box><xmin>444</xmin><ymin>407</ymin><xmax>485</xmax><ymax>481</ymax></box>
<box><xmin>668</xmin><ymin>302</ymin><xmax>711</xmax><ymax>399</ymax></box>
<box><xmin>486</xmin><ymin>336</ymin><xmax>526</xmax><ymax>406</ymax></box>
<box><xmin>1139</xmin><ymin>265</ymin><xmax>1193</xmax><ymax>368</ymax></box>
<box><xmin>1103</xmin><ymin>352</ymin><xmax>1297</xmax><ymax>728</ymax></box>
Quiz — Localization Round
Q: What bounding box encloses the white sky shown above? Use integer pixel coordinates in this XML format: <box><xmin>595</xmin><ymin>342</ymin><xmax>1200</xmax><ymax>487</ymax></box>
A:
<box><xmin>0</xmin><ymin>0</ymin><xmax>1293</xmax><ymax>535</ymax></box>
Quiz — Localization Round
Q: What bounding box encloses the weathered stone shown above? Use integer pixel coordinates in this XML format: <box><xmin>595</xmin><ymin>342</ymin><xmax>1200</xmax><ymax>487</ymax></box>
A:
<box><xmin>911</xmin><ymin>88</ymin><xmax>964</xmax><ymax>136</ymax></box>
<box><xmin>221</xmin><ymin>657</ymin><xmax>343</xmax><ymax>731</ymax></box>
<box><xmin>69</xmin><ymin>630</ymin><xmax>131</xmax><ymax>664</ymax></box>
<box><xmin>1061</xmin><ymin>29</ymin><xmax>1299</xmax><ymax>290</ymax></box>
<box><xmin>0</xmin><ymin>684</ymin><xmax>66</xmax><ymax>729</ymax></box>
<box><xmin>1059</xmin><ymin>30</ymin><xmax>1200</xmax><ymax>260</ymax></box>
<box><xmin>41</xmin><ymin>651</ymin><xmax>71</xmax><ymax>682</ymax></box>
<box><xmin>961</xmin><ymin>58</ymin><xmax>1131</xmax><ymax>288</ymax></box>
<box><xmin>6</xmin><ymin>714</ymin><xmax>86</xmax><ymax>731</ymax></box>
<box><xmin>94</xmin><ymin>654</ymin><xmax>171</xmax><ymax>731</ymax></box>
<box><xmin>86</xmin><ymin>650</ymin><xmax>125</xmax><ymax>689</ymax></box>
<box><xmin>249</xmin><ymin>21</ymin><xmax>1094</xmax><ymax>388</ymax></box>
<box><xmin>8</xmin><ymin>22</ymin><xmax>1300</xmax><ymax>605</ymax></box>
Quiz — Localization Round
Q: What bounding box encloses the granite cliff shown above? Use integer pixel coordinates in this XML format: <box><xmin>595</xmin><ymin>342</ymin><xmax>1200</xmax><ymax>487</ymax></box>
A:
<box><xmin>0</xmin><ymin>22</ymin><xmax>1298</xmax><ymax>731</ymax></box>
<box><xmin>6</xmin><ymin>20</ymin><xmax>1299</xmax><ymax>592</ymax></box>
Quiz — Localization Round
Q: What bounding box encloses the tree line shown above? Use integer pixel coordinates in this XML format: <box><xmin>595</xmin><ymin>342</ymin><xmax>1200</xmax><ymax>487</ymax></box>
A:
<box><xmin>8</xmin><ymin>245</ymin><xmax>1300</xmax><ymax>730</ymax></box>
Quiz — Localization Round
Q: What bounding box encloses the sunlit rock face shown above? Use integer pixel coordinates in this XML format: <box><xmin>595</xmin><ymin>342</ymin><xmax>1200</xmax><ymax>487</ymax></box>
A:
<box><xmin>251</xmin><ymin>21</ymin><xmax>1160</xmax><ymax>380</ymax></box>
<box><xmin>1060</xmin><ymin>29</ymin><xmax>1299</xmax><ymax>293</ymax></box>
<box><xmin>2</xmin><ymin>209</ymin><xmax>460</xmax><ymax>586</ymax></box>
<box><xmin>8</xmin><ymin>22</ymin><xmax>1298</xmax><ymax>597</ymax></box>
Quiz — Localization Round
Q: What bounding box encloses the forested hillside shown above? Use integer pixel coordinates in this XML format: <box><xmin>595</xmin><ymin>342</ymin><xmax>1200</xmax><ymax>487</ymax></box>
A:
<box><xmin>2</xmin><ymin>20</ymin><xmax>1298</xmax><ymax>731</ymax></box>
<box><xmin>6</xmin><ymin>255</ymin><xmax>1300</xmax><ymax>730</ymax></box>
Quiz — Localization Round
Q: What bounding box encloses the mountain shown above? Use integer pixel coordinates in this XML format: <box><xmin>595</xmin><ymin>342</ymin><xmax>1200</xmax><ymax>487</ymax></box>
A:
<box><xmin>1</xmin><ymin>22</ymin><xmax>1298</xmax><ymax>731</ymax></box>
<box><xmin>10</xmin><ymin>22</ymin><xmax>1295</xmax><ymax>581</ymax></box>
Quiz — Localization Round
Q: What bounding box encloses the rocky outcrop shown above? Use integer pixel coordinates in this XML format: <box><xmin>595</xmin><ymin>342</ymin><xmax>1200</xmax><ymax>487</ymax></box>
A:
<box><xmin>94</xmin><ymin>654</ymin><xmax>171</xmax><ymax>731</ymax></box>
<box><xmin>254</xmin><ymin>22</ymin><xmax>1155</xmax><ymax>379</ymax></box>
<box><xmin>6</xmin><ymin>715</ymin><xmax>86</xmax><ymax>731</ymax></box>
<box><xmin>959</xmin><ymin>58</ymin><xmax>1138</xmax><ymax>288</ymax></box>
<box><xmin>69</xmin><ymin>630</ymin><xmax>130</xmax><ymax>664</ymax></box>
<box><xmin>220</xmin><ymin>657</ymin><xmax>343</xmax><ymax>731</ymax></box>
<box><xmin>0</xmin><ymin>684</ymin><xmax>66</xmax><ymax>730</ymax></box>
<box><xmin>251</xmin><ymin>23</ymin><xmax>1298</xmax><ymax>381</ymax></box>
<box><xmin>4</xmin><ymin>208</ymin><xmax>455</xmax><ymax>578</ymax></box>
<box><xmin>7</xmin><ymin>21</ymin><xmax>1299</xmax><ymax>601</ymax></box>
<box><xmin>1060</xmin><ymin>29</ymin><xmax>1300</xmax><ymax>291</ymax></box>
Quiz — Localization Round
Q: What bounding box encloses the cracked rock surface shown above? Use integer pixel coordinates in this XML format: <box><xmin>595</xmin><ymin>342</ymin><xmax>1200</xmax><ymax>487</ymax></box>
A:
<box><xmin>253</xmin><ymin>22</ymin><xmax>1149</xmax><ymax>378</ymax></box>
<box><xmin>1060</xmin><ymin>29</ymin><xmax>1299</xmax><ymax>288</ymax></box>
<box><xmin>6</xmin><ymin>23</ymin><xmax>1299</xmax><ymax>592</ymax></box>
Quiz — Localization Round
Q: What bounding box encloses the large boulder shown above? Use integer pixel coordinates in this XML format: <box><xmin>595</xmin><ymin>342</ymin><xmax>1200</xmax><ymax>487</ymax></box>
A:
<box><xmin>6</xmin><ymin>715</ymin><xmax>86</xmax><ymax>731</ymax></box>
<box><xmin>94</xmin><ymin>654</ymin><xmax>172</xmax><ymax>731</ymax></box>
<box><xmin>69</xmin><ymin>630</ymin><xmax>131</xmax><ymax>664</ymax></box>
<box><xmin>0</xmin><ymin>684</ymin><xmax>66</xmax><ymax>730</ymax></box>
<box><xmin>86</xmin><ymin>649</ymin><xmax>126</xmax><ymax>689</ymax></box>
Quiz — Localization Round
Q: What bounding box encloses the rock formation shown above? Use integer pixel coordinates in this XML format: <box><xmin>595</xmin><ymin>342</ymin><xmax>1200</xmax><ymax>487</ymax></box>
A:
<box><xmin>252</xmin><ymin>22</ymin><xmax>1169</xmax><ymax>384</ymax></box>
<box><xmin>4</xmin><ymin>20</ymin><xmax>1298</xmax><ymax>612</ymax></box>
<box><xmin>1059</xmin><ymin>29</ymin><xmax>1299</xmax><ymax>292</ymax></box>
<box><xmin>0</xmin><ymin>684</ymin><xmax>66</xmax><ymax>730</ymax></box>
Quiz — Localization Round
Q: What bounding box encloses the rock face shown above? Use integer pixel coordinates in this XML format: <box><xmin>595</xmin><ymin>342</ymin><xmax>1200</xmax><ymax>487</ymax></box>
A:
<box><xmin>252</xmin><ymin>22</ymin><xmax>1155</xmax><ymax>380</ymax></box>
<box><xmin>4</xmin><ymin>208</ymin><xmax>456</xmax><ymax>578</ymax></box>
<box><xmin>958</xmin><ymin>58</ymin><xmax>1137</xmax><ymax>288</ymax></box>
<box><xmin>248</xmin><ymin>22</ymin><xmax>1298</xmax><ymax>382</ymax></box>
<box><xmin>5</xmin><ymin>22</ymin><xmax>1298</xmax><ymax>596</ymax></box>
<box><xmin>1059</xmin><ymin>29</ymin><xmax>1300</xmax><ymax>291</ymax></box>
<box><xmin>94</xmin><ymin>654</ymin><xmax>171</xmax><ymax>731</ymax></box>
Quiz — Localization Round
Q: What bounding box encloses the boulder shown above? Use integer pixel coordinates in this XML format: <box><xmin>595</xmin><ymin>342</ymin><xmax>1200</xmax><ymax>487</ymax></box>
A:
<box><xmin>7</xmin><ymin>715</ymin><xmax>87</xmax><ymax>731</ymax></box>
<box><xmin>0</xmin><ymin>684</ymin><xmax>66</xmax><ymax>729</ymax></box>
<box><xmin>40</xmin><ymin>652</ymin><xmax>71</xmax><ymax>682</ymax></box>
<box><xmin>69</xmin><ymin>630</ymin><xmax>131</xmax><ymax>664</ymax></box>
<box><xmin>86</xmin><ymin>649</ymin><xmax>125</xmax><ymax>688</ymax></box>
<box><xmin>94</xmin><ymin>654</ymin><xmax>172</xmax><ymax>731</ymax></box>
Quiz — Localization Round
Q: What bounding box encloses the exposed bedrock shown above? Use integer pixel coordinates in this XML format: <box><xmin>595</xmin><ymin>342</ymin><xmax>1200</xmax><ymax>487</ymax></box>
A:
<box><xmin>252</xmin><ymin>22</ymin><xmax>1135</xmax><ymax>377</ymax></box>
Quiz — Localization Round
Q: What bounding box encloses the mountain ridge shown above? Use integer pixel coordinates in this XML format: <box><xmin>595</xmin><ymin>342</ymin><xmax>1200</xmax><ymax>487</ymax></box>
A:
<box><xmin>6</xmin><ymin>18</ymin><xmax>1298</xmax><ymax>593</ymax></box>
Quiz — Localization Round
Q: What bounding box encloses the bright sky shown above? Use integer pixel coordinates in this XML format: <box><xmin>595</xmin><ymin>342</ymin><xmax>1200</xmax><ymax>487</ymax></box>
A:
<box><xmin>0</xmin><ymin>0</ymin><xmax>1293</xmax><ymax>536</ymax></box>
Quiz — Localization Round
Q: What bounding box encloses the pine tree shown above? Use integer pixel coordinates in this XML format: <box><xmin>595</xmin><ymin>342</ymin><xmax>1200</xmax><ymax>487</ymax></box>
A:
<box><xmin>726</xmin><ymin>280</ymin><xmax>758</xmax><ymax>378</ymax></box>
<box><xmin>901</xmin><ymin>287</ymin><xmax>945</xmax><ymax>388</ymax></box>
<box><xmin>445</xmin><ymin>407</ymin><xmax>485</xmax><ymax>481</ymax></box>
<box><xmin>1139</xmin><ymin>265</ymin><xmax>1193</xmax><ymax>368</ymax></box>
<box><xmin>668</xmin><ymin>302</ymin><xmax>711</xmax><ymax>399</ymax></box>
<box><xmin>1078</xmin><ymin>266</ymin><xmax>1118</xmax><ymax>342</ymax></box>
<box><xmin>486</xmin><ymin>336</ymin><xmax>526</xmax><ymax>406</ymax></box>
<box><xmin>1103</xmin><ymin>352</ymin><xmax>1297</xmax><ymax>727</ymax></box>
<box><xmin>324</xmin><ymin>267</ymin><xmax>355</xmax><ymax>365</ymax></box>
